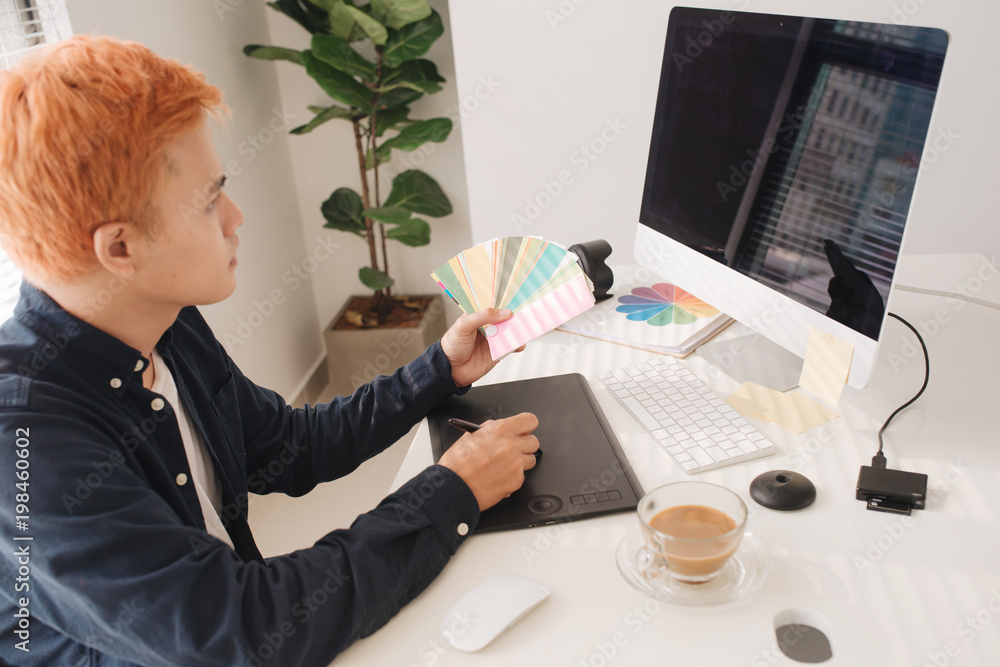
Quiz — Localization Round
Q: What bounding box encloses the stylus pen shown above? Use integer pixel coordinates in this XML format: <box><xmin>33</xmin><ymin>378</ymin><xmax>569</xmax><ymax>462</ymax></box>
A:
<box><xmin>447</xmin><ymin>418</ymin><xmax>542</xmax><ymax>458</ymax></box>
<box><xmin>447</xmin><ymin>418</ymin><xmax>482</xmax><ymax>433</ymax></box>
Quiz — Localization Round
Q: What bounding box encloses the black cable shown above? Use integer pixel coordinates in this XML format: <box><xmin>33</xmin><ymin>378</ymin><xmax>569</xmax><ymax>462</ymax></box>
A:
<box><xmin>873</xmin><ymin>312</ymin><xmax>930</xmax><ymax>465</ymax></box>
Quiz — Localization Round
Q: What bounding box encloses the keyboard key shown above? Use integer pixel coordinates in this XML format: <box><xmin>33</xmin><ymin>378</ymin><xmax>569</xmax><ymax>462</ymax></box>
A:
<box><xmin>600</xmin><ymin>358</ymin><xmax>776</xmax><ymax>474</ymax></box>
<box><xmin>706</xmin><ymin>446</ymin><xmax>729</xmax><ymax>462</ymax></box>
<box><xmin>690</xmin><ymin>448</ymin><xmax>715</xmax><ymax>467</ymax></box>
<box><xmin>621</xmin><ymin>396</ymin><xmax>661</xmax><ymax>431</ymax></box>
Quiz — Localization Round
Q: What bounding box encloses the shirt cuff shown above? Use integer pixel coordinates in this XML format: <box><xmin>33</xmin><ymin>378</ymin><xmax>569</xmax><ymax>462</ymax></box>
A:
<box><xmin>396</xmin><ymin>464</ymin><xmax>480</xmax><ymax>551</ymax></box>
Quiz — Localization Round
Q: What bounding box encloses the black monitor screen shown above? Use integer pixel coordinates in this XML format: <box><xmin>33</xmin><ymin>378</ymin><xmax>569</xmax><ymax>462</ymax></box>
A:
<box><xmin>639</xmin><ymin>7</ymin><xmax>948</xmax><ymax>339</ymax></box>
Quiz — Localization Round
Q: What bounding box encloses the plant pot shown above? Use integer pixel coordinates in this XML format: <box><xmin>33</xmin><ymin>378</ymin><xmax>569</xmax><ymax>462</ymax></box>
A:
<box><xmin>324</xmin><ymin>294</ymin><xmax>449</xmax><ymax>397</ymax></box>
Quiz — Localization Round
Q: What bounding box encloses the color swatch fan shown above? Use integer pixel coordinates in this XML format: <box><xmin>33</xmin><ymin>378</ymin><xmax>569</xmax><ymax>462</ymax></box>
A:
<box><xmin>431</xmin><ymin>237</ymin><xmax>596</xmax><ymax>359</ymax></box>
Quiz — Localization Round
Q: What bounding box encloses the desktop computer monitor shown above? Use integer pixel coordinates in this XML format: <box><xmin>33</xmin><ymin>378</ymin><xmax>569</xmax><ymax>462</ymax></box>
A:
<box><xmin>634</xmin><ymin>7</ymin><xmax>948</xmax><ymax>388</ymax></box>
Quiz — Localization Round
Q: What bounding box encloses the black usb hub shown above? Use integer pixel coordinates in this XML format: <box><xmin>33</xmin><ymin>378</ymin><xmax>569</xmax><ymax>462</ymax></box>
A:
<box><xmin>856</xmin><ymin>465</ymin><xmax>928</xmax><ymax>515</ymax></box>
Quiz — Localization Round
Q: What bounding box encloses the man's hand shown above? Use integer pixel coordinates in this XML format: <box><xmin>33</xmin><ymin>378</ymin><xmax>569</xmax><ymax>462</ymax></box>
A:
<box><xmin>438</xmin><ymin>413</ymin><xmax>539</xmax><ymax>511</ymax></box>
<box><xmin>440</xmin><ymin>308</ymin><xmax>519</xmax><ymax>387</ymax></box>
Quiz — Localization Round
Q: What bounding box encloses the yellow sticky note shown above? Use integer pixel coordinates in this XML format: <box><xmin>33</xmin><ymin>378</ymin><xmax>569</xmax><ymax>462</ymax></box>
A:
<box><xmin>798</xmin><ymin>327</ymin><xmax>854</xmax><ymax>407</ymax></box>
<box><xmin>726</xmin><ymin>381</ymin><xmax>839</xmax><ymax>435</ymax></box>
<box><xmin>724</xmin><ymin>383</ymin><xmax>771</xmax><ymax>424</ymax></box>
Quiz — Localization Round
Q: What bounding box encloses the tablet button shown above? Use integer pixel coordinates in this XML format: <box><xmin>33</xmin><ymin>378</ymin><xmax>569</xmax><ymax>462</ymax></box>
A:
<box><xmin>527</xmin><ymin>495</ymin><xmax>563</xmax><ymax>515</ymax></box>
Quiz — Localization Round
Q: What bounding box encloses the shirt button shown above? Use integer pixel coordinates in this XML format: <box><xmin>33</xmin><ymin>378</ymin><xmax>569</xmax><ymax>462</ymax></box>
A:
<box><xmin>151</xmin><ymin>398</ymin><xmax>165</xmax><ymax>411</ymax></box>
<box><xmin>175</xmin><ymin>473</ymin><xmax>188</xmax><ymax>486</ymax></box>
<box><xmin>457</xmin><ymin>522</ymin><xmax>469</xmax><ymax>536</ymax></box>
<box><xmin>134</xmin><ymin>359</ymin><xmax>144</xmax><ymax>372</ymax></box>
<box><xmin>109</xmin><ymin>378</ymin><xmax>122</xmax><ymax>389</ymax></box>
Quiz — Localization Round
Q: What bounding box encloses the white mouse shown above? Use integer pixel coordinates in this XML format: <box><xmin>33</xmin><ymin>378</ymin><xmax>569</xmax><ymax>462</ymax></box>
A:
<box><xmin>440</xmin><ymin>573</ymin><xmax>551</xmax><ymax>652</ymax></box>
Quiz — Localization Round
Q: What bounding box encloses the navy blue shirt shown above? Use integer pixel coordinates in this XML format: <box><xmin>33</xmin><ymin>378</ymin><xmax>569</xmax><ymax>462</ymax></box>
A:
<box><xmin>0</xmin><ymin>283</ymin><xmax>479</xmax><ymax>666</ymax></box>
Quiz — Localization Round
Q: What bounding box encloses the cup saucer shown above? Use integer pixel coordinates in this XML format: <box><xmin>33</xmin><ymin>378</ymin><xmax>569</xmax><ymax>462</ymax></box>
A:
<box><xmin>615</xmin><ymin>527</ymin><xmax>770</xmax><ymax>606</ymax></box>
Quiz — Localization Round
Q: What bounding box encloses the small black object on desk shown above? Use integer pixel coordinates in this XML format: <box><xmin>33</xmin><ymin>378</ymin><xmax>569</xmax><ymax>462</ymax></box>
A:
<box><xmin>569</xmin><ymin>239</ymin><xmax>614</xmax><ymax>302</ymax></box>
<box><xmin>750</xmin><ymin>470</ymin><xmax>816</xmax><ymax>511</ymax></box>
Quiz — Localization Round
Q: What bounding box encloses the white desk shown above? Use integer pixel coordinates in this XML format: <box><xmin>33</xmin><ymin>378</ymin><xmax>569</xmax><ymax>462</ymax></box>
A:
<box><xmin>333</xmin><ymin>254</ymin><xmax>1000</xmax><ymax>666</ymax></box>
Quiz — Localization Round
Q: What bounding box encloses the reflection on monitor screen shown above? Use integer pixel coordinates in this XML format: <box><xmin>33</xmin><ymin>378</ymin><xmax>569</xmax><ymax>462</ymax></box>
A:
<box><xmin>636</xmin><ymin>7</ymin><xmax>947</xmax><ymax>388</ymax></box>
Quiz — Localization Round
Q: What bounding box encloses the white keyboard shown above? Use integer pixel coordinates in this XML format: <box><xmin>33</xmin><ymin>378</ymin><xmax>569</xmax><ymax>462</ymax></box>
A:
<box><xmin>598</xmin><ymin>357</ymin><xmax>775</xmax><ymax>474</ymax></box>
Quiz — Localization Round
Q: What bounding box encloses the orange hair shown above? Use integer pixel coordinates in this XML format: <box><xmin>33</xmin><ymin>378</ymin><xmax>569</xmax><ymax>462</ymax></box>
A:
<box><xmin>0</xmin><ymin>35</ymin><xmax>227</xmax><ymax>284</ymax></box>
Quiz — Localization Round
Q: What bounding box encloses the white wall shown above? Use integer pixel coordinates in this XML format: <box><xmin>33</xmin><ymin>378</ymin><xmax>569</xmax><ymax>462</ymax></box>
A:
<box><xmin>264</xmin><ymin>0</ymin><xmax>472</xmax><ymax>331</ymax></box>
<box><xmin>67</xmin><ymin>0</ymin><xmax>325</xmax><ymax>398</ymax></box>
<box><xmin>449</xmin><ymin>0</ymin><xmax>1000</xmax><ymax>265</ymax></box>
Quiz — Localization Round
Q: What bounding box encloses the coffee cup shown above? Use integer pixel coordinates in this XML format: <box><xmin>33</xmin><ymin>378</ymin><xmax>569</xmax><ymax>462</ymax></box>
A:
<box><xmin>636</xmin><ymin>481</ymin><xmax>747</xmax><ymax>584</ymax></box>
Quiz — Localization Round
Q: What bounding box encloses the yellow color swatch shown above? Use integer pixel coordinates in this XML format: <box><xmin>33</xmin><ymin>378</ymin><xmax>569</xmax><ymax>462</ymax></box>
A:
<box><xmin>798</xmin><ymin>327</ymin><xmax>854</xmax><ymax>407</ymax></box>
<box><xmin>726</xmin><ymin>381</ymin><xmax>839</xmax><ymax>435</ymax></box>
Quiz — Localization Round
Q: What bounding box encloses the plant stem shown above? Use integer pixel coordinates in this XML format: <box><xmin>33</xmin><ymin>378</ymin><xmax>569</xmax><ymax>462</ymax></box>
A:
<box><xmin>353</xmin><ymin>117</ymin><xmax>379</xmax><ymax>275</ymax></box>
<box><xmin>371</xmin><ymin>45</ymin><xmax>390</xmax><ymax>299</ymax></box>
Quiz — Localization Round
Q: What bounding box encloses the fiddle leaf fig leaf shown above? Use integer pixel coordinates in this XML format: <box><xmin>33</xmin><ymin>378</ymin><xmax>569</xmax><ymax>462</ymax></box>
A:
<box><xmin>243</xmin><ymin>45</ymin><xmax>303</xmax><ymax>65</ymax></box>
<box><xmin>384</xmin><ymin>170</ymin><xmax>451</xmax><ymax>217</ymax></box>
<box><xmin>266</xmin><ymin>0</ymin><xmax>330</xmax><ymax>34</ymax></box>
<box><xmin>385</xmin><ymin>217</ymin><xmax>430</xmax><ymax>246</ymax></box>
<box><xmin>321</xmin><ymin>188</ymin><xmax>366</xmax><ymax>237</ymax></box>
<box><xmin>311</xmin><ymin>34</ymin><xmax>377</xmax><ymax>82</ymax></box>
<box><xmin>382</xmin><ymin>10</ymin><xmax>443</xmax><ymax>68</ymax></box>
<box><xmin>371</xmin><ymin>0</ymin><xmax>431</xmax><ymax>30</ymax></box>
<box><xmin>327</xmin><ymin>1</ymin><xmax>388</xmax><ymax>45</ymax></box>
<box><xmin>290</xmin><ymin>105</ymin><xmax>354</xmax><ymax>135</ymax></box>
<box><xmin>372</xmin><ymin>106</ymin><xmax>411</xmax><ymax>137</ymax></box>
<box><xmin>379</xmin><ymin>118</ymin><xmax>451</xmax><ymax>154</ymax></box>
<box><xmin>362</xmin><ymin>206</ymin><xmax>412</xmax><ymax>224</ymax></box>
<box><xmin>302</xmin><ymin>50</ymin><xmax>374</xmax><ymax>113</ymax></box>
<box><xmin>377</xmin><ymin>86</ymin><xmax>424</xmax><ymax>110</ymax></box>
<box><xmin>382</xmin><ymin>59</ymin><xmax>444</xmax><ymax>94</ymax></box>
<box><xmin>360</xmin><ymin>266</ymin><xmax>394</xmax><ymax>290</ymax></box>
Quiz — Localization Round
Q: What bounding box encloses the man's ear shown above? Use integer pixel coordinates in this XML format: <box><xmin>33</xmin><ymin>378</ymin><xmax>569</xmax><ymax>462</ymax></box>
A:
<box><xmin>92</xmin><ymin>222</ymin><xmax>139</xmax><ymax>278</ymax></box>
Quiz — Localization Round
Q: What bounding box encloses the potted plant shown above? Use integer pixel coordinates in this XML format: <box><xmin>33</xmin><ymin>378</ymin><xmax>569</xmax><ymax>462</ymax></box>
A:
<box><xmin>245</xmin><ymin>0</ymin><xmax>454</xmax><ymax>390</ymax></box>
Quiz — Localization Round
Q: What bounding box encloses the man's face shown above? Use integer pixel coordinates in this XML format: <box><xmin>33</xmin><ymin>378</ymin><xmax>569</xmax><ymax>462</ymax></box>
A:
<box><xmin>141</xmin><ymin>122</ymin><xmax>243</xmax><ymax>308</ymax></box>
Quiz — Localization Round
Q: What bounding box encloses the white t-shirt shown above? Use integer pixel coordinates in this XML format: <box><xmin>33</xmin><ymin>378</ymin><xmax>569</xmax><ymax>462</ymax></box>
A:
<box><xmin>150</xmin><ymin>351</ymin><xmax>234</xmax><ymax>549</ymax></box>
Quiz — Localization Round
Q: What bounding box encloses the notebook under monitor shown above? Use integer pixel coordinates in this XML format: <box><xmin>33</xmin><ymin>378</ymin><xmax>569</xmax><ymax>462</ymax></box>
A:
<box><xmin>428</xmin><ymin>373</ymin><xmax>644</xmax><ymax>532</ymax></box>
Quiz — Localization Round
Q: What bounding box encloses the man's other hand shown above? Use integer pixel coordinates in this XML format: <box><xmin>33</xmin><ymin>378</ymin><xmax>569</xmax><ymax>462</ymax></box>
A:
<box><xmin>438</xmin><ymin>412</ymin><xmax>539</xmax><ymax>511</ymax></box>
<box><xmin>440</xmin><ymin>308</ymin><xmax>522</xmax><ymax>387</ymax></box>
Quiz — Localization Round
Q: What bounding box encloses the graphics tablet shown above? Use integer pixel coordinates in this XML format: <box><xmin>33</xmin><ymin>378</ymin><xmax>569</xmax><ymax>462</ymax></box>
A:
<box><xmin>428</xmin><ymin>373</ymin><xmax>644</xmax><ymax>532</ymax></box>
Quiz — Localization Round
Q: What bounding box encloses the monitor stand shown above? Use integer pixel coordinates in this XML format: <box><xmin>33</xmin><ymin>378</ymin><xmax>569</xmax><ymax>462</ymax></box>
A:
<box><xmin>696</xmin><ymin>331</ymin><xmax>802</xmax><ymax>392</ymax></box>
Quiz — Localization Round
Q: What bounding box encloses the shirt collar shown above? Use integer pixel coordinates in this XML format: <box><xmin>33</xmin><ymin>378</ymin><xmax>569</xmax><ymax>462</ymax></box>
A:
<box><xmin>13</xmin><ymin>281</ymin><xmax>175</xmax><ymax>392</ymax></box>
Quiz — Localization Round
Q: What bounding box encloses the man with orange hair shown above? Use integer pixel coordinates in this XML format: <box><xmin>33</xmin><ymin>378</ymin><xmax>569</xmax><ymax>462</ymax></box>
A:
<box><xmin>0</xmin><ymin>36</ymin><xmax>539</xmax><ymax>666</ymax></box>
